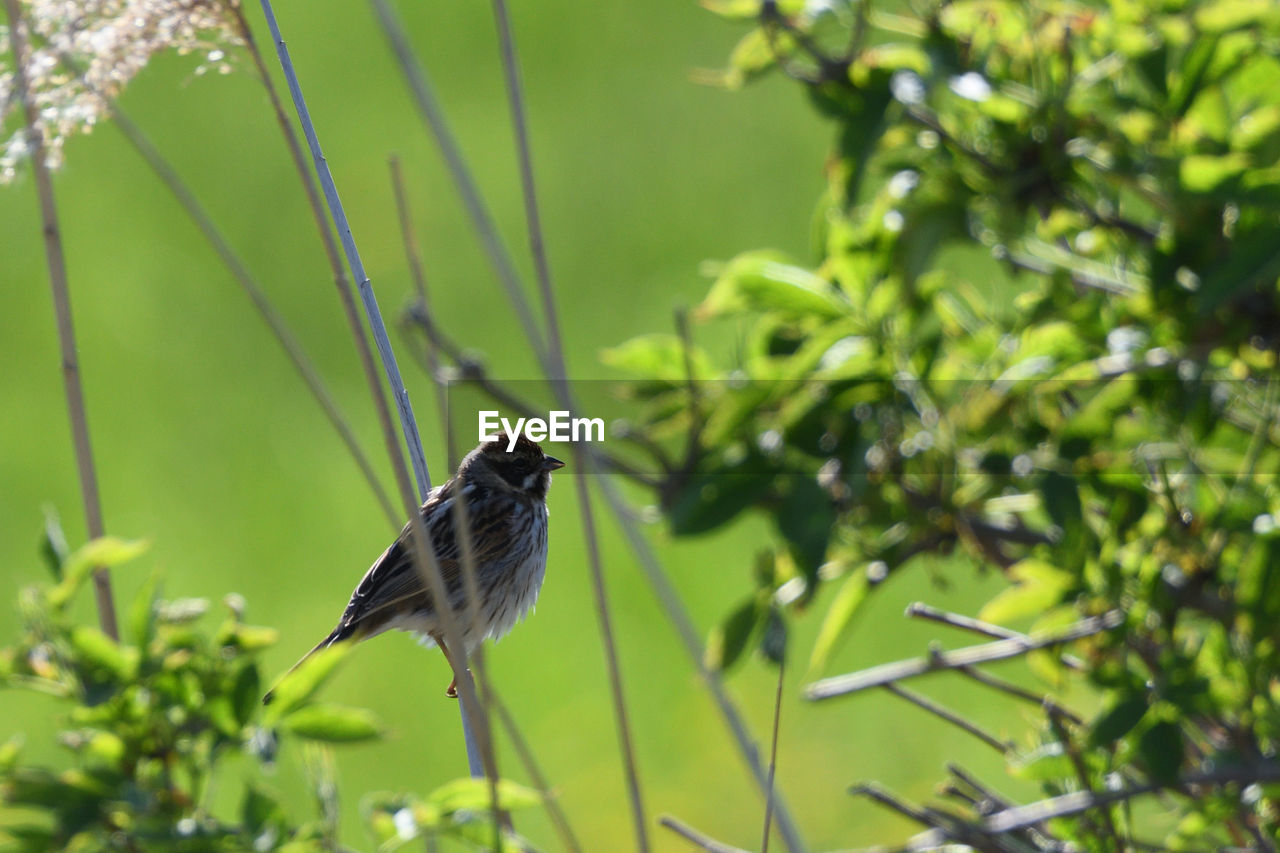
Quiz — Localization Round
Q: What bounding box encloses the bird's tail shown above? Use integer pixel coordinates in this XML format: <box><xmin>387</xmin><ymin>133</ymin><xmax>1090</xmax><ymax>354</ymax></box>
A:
<box><xmin>262</xmin><ymin>626</ymin><xmax>347</xmax><ymax>705</ymax></box>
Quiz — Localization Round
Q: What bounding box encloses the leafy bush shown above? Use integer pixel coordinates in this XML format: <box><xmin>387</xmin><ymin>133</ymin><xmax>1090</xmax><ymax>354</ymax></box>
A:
<box><xmin>608</xmin><ymin>0</ymin><xmax>1280</xmax><ymax>847</ymax></box>
<box><xmin>0</xmin><ymin>527</ymin><xmax>535</xmax><ymax>852</ymax></box>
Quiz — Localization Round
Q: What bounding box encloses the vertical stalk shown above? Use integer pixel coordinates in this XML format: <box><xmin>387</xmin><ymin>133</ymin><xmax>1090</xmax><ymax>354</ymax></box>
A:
<box><xmin>6</xmin><ymin>0</ymin><xmax>118</xmax><ymax>639</ymax></box>
<box><xmin>255</xmin><ymin>0</ymin><xmax>495</xmax><ymax>782</ymax></box>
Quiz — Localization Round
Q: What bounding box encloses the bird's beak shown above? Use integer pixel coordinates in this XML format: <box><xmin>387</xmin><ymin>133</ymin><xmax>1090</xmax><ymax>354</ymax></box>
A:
<box><xmin>543</xmin><ymin>456</ymin><xmax>566</xmax><ymax>471</ymax></box>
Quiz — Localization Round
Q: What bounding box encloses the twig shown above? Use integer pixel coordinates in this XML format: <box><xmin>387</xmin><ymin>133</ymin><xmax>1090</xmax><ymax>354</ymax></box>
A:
<box><xmin>903</xmin><ymin>765</ymin><xmax>1280</xmax><ymax>849</ymax></box>
<box><xmin>596</xmin><ymin>473</ymin><xmax>808</xmax><ymax>853</ymax></box>
<box><xmin>956</xmin><ymin>666</ymin><xmax>1082</xmax><ymax>724</ymax></box>
<box><xmin>488</xmin><ymin>2</ymin><xmax>652</xmax><ymax>848</ymax></box>
<box><xmin>230</xmin><ymin>5</ymin><xmax>400</xmax><ymax>529</ymax></box>
<box><xmin>389</xmin><ymin>157</ymin><xmax>457</xmax><ymax>472</ymax></box>
<box><xmin>6</xmin><ymin>0</ymin><xmax>117</xmax><ymax>639</ymax></box>
<box><xmin>490</xmin><ymin>690</ymin><xmax>584</xmax><ymax>853</ymax></box>
<box><xmin>762</xmin><ymin>656</ymin><xmax>785</xmax><ymax>853</ymax></box>
<box><xmin>401</xmin><ymin>307</ymin><xmax>659</xmax><ymax>488</ymax></box>
<box><xmin>658</xmin><ymin>815</ymin><xmax>751</xmax><ymax>853</ymax></box>
<box><xmin>882</xmin><ymin>684</ymin><xmax>1011</xmax><ymax>754</ymax></box>
<box><xmin>365</xmin><ymin>0</ymin><xmax>549</xmax><ymax>370</ymax></box>
<box><xmin>256</xmin><ymin>0</ymin><xmax>495</xmax><ymax>785</ymax></box>
<box><xmin>1045</xmin><ymin>701</ymin><xmax>1120</xmax><ymax>845</ymax></box>
<box><xmin>807</xmin><ymin>611</ymin><xmax>1123</xmax><ymax>699</ymax></box>
<box><xmin>257</xmin><ymin>0</ymin><xmax>431</xmax><ymax>501</ymax></box>
<box><xmin>76</xmin><ymin>90</ymin><xmax>399</xmax><ymax>530</ymax></box>
<box><xmin>905</xmin><ymin>602</ymin><xmax>1084</xmax><ymax>670</ymax></box>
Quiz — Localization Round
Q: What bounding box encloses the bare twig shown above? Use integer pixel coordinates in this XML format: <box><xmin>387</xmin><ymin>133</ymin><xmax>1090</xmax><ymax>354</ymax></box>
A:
<box><xmin>1045</xmin><ymin>701</ymin><xmax>1120</xmax><ymax>845</ymax></box>
<box><xmin>365</xmin><ymin>0</ymin><xmax>549</xmax><ymax>370</ymax></box>
<box><xmin>905</xmin><ymin>602</ymin><xmax>1084</xmax><ymax>670</ymax></box>
<box><xmin>807</xmin><ymin>611</ymin><xmax>1123</xmax><ymax>700</ymax></box>
<box><xmin>256</xmin><ymin>0</ymin><xmax>495</xmax><ymax>786</ymax></box>
<box><xmin>230</xmin><ymin>6</ymin><xmax>399</xmax><ymax>529</ymax></box>
<box><xmin>882</xmin><ymin>683</ymin><xmax>1012</xmax><ymax>754</ymax></box>
<box><xmin>956</xmin><ymin>665</ymin><xmax>1082</xmax><ymax>724</ymax></box>
<box><xmin>389</xmin><ymin>156</ymin><xmax>456</xmax><ymax>471</ymax></box>
<box><xmin>659</xmin><ymin>815</ymin><xmax>750</xmax><ymax>853</ymax></box>
<box><xmin>490</xmin><ymin>691</ymin><xmax>584</xmax><ymax>853</ymax></box>
<box><xmin>6</xmin><ymin>0</ymin><xmax>117</xmax><ymax>639</ymax></box>
<box><xmin>902</xmin><ymin>765</ymin><xmax>1280</xmax><ymax>849</ymax></box>
<box><xmin>74</xmin><ymin>91</ymin><xmax>398</xmax><ymax>530</ymax></box>
<box><xmin>596</xmin><ymin>472</ymin><xmax>808</xmax><ymax>853</ymax></box>
<box><xmin>488</xmin><ymin>1</ymin><xmax>652</xmax><ymax>848</ymax></box>
<box><xmin>762</xmin><ymin>657</ymin><xmax>785</xmax><ymax>853</ymax></box>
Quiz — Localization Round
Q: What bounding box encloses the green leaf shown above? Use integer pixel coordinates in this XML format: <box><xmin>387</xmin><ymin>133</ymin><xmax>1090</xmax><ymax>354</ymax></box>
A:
<box><xmin>808</xmin><ymin>571</ymin><xmax>869</xmax><ymax>673</ymax></box>
<box><xmin>699</xmin><ymin>251</ymin><xmax>849</xmax><ymax>320</ymax></box>
<box><xmin>427</xmin><ymin>778</ymin><xmax>541</xmax><ymax>814</ymax></box>
<box><xmin>1139</xmin><ymin>720</ymin><xmax>1185</xmax><ymax>783</ymax></box>
<box><xmin>242</xmin><ymin>784</ymin><xmax>286</xmax><ymax>837</ymax></box>
<box><xmin>1180</xmin><ymin>152</ymin><xmax>1249</xmax><ymax>193</ymax></box>
<box><xmin>760</xmin><ymin>605</ymin><xmax>788</xmax><ymax>666</ymax></box>
<box><xmin>1009</xmin><ymin>742</ymin><xmax>1074</xmax><ymax>782</ymax></box>
<box><xmin>1193</xmin><ymin>0</ymin><xmax>1275</xmax><ymax>34</ymax></box>
<box><xmin>262</xmin><ymin>643</ymin><xmax>350</xmax><ymax>723</ymax></box>
<box><xmin>599</xmin><ymin>334</ymin><xmax>714</xmax><ymax>380</ymax></box>
<box><xmin>48</xmin><ymin>537</ymin><xmax>150</xmax><ymax>609</ymax></box>
<box><xmin>40</xmin><ymin>506</ymin><xmax>69</xmax><ymax>582</ymax></box>
<box><xmin>233</xmin><ymin>663</ymin><xmax>263</xmax><ymax>727</ymax></box>
<box><xmin>1089</xmin><ymin>695</ymin><xmax>1150</xmax><ymax>746</ymax></box>
<box><xmin>282</xmin><ymin>704</ymin><xmax>383</xmax><ymax>742</ymax></box>
<box><xmin>666</xmin><ymin>463</ymin><xmax>774</xmax><ymax>536</ymax></box>
<box><xmin>705</xmin><ymin>596</ymin><xmax>765</xmax><ymax>672</ymax></box>
<box><xmin>978</xmin><ymin>560</ymin><xmax>1074</xmax><ymax>625</ymax></box>
<box><xmin>128</xmin><ymin>571</ymin><xmax>162</xmax><ymax>650</ymax></box>
<box><xmin>69</xmin><ymin>626</ymin><xmax>137</xmax><ymax>683</ymax></box>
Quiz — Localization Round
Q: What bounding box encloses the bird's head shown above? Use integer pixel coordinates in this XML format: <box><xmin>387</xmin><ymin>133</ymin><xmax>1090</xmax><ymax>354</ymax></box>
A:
<box><xmin>463</xmin><ymin>433</ymin><xmax>565</xmax><ymax>500</ymax></box>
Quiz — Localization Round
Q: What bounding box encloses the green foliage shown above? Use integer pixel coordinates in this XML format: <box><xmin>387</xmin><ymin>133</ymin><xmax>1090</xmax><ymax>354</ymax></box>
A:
<box><xmin>612</xmin><ymin>0</ymin><xmax>1280</xmax><ymax>846</ymax></box>
<box><xmin>363</xmin><ymin>779</ymin><xmax>541</xmax><ymax>852</ymax></box>
<box><xmin>0</xmin><ymin>532</ymin><xmax>513</xmax><ymax>852</ymax></box>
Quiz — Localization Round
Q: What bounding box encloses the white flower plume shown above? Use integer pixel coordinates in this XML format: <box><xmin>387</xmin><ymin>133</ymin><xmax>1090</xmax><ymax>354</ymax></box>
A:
<box><xmin>0</xmin><ymin>0</ymin><xmax>244</xmax><ymax>183</ymax></box>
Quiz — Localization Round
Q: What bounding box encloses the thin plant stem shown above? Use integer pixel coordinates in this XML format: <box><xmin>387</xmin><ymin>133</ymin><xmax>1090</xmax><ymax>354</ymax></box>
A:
<box><xmin>256</xmin><ymin>0</ymin><xmax>431</xmax><ymax>501</ymax></box>
<box><xmin>596</xmin><ymin>472</ymin><xmax>808</xmax><ymax>853</ymax></box>
<box><xmin>658</xmin><ymin>816</ymin><xmax>751</xmax><ymax>853</ymax></box>
<box><xmin>762</xmin><ymin>657</ymin><xmax>785</xmax><ymax>853</ymax></box>
<box><xmin>255</xmin><ymin>0</ymin><xmax>498</xmax><ymax>784</ymax></box>
<box><xmin>385</xmin><ymin>158</ymin><xmax>504</xmax><ymax>838</ymax></box>
<box><xmin>490</xmin><ymin>691</ymin><xmax>584</xmax><ymax>853</ymax></box>
<box><xmin>487</xmin><ymin>3</ymin><xmax>653</xmax><ymax>848</ymax></box>
<box><xmin>85</xmin><ymin>93</ymin><xmax>399</xmax><ymax>530</ymax></box>
<box><xmin>484</xmin><ymin>5</ymin><xmax>808</xmax><ymax>840</ymax></box>
<box><xmin>389</xmin><ymin>156</ymin><xmax>456</xmax><ymax>470</ymax></box>
<box><xmin>881</xmin><ymin>683</ymin><xmax>1011</xmax><ymax>754</ymax></box>
<box><xmin>6</xmin><ymin>0</ymin><xmax>117</xmax><ymax>639</ymax></box>
<box><xmin>808</xmin><ymin>611</ymin><xmax>1123</xmax><ymax>700</ymax></box>
<box><xmin>390</xmin><ymin>168</ymin><xmax>582</xmax><ymax>850</ymax></box>
<box><xmin>230</xmin><ymin>4</ymin><xmax>404</xmax><ymax>530</ymax></box>
<box><xmin>365</xmin><ymin>0</ymin><xmax>549</xmax><ymax>370</ymax></box>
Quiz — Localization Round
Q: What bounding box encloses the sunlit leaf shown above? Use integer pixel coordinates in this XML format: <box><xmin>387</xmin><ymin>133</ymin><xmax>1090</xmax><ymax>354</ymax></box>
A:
<box><xmin>281</xmin><ymin>704</ymin><xmax>383</xmax><ymax>743</ymax></box>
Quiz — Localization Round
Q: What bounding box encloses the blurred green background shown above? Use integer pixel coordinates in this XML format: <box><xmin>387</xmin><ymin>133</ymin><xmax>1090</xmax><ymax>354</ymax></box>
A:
<box><xmin>0</xmin><ymin>0</ymin><xmax>1052</xmax><ymax>848</ymax></box>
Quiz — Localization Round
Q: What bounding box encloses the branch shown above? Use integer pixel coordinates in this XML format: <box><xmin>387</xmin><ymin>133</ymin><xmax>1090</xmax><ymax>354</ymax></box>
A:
<box><xmin>256</xmin><ymin>0</ymin><xmax>496</xmax><ymax>788</ymax></box>
<box><xmin>6</xmin><ymin>0</ymin><xmax>117</xmax><ymax>639</ymax></box>
<box><xmin>882</xmin><ymin>683</ymin><xmax>1011</xmax><ymax>754</ymax></box>
<box><xmin>902</xmin><ymin>765</ymin><xmax>1280</xmax><ymax>850</ymax></box>
<box><xmin>905</xmin><ymin>602</ymin><xmax>1085</xmax><ymax>670</ymax></box>
<box><xmin>659</xmin><ymin>815</ymin><xmax>751</xmax><ymax>853</ymax></box>
<box><xmin>807</xmin><ymin>611</ymin><xmax>1123</xmax><ymax>700</ymax></box>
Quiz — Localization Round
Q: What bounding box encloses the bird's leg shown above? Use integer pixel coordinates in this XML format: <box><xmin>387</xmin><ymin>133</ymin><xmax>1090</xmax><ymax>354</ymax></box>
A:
<box><xmin>436</xmin><ymin>635</ymin><xmax>459</xmax><ymax>699</ymax></box>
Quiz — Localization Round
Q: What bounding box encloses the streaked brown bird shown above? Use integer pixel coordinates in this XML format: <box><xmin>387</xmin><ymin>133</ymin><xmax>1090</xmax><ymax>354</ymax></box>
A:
<box><xmin>266</xmin><ymin>434</ymin><xmax>563</xmax><ymax>702</ymax></box>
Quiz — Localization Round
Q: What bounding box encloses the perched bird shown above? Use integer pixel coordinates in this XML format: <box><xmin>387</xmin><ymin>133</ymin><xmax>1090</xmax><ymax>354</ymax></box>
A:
<box><xmin>265</xmin><ymin>434</ymin><xmax>563</xmax><ymax>702</ymax></box>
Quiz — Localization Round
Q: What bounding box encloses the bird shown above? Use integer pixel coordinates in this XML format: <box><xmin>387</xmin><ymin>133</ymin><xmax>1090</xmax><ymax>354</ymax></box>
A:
<box><xmin>265</xmin><ymin>434</ymin><xmax>563</xmax><ymax>703</ymax></box>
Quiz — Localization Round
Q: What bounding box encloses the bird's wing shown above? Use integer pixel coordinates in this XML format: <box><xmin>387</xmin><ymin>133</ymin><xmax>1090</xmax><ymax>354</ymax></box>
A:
<box><xmin>332</xmin><ymin>481</ymin><xmax>515</xmax><ymax>637</ymax></box>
